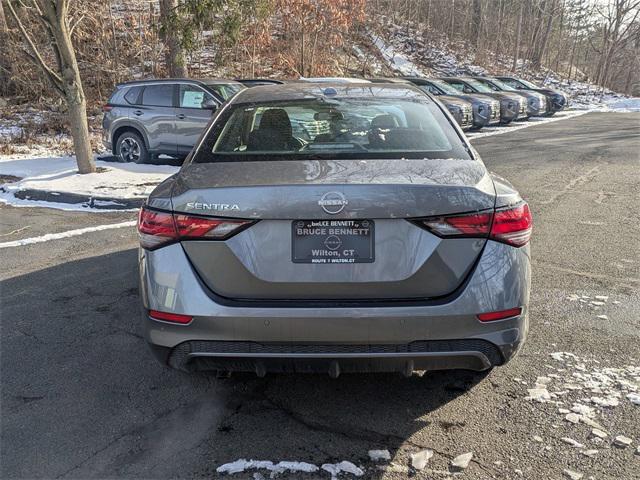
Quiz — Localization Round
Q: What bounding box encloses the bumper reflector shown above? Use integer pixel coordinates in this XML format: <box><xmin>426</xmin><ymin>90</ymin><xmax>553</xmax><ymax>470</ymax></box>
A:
<box><xmin>149</xmin><ymin>310</ymin><xmax>193</xmax><ymax>324</ymax></box>
<box><xmin>477</xmin><ymin>307</ymin><xmax>522</xmax><ymax>322</ymax></box>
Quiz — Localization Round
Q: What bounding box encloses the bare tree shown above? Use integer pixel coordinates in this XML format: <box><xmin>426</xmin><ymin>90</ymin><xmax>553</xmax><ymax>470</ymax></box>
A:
<box><xmin>0</xmin><ymin>1</ymin><xmax>10</xmax><ymax>97</ymax></box>
<box><xmin>512</xmin><ymin>0</ymin><xmax>524</xmax><ymax>72</ymax></box>
<box><xmin>159</xmin><ymin>0</ymin><xmax>188</xmax><ymax>77</ymax></box>
<box><xmin>593</xmin><ymin>0</ymin><xmax>640</xmax><ymax>87</ymax></box>
<box><xmin>6</xmin><ymin>0</ymin><xmax>95</xmax><ymax>173</ymax></box>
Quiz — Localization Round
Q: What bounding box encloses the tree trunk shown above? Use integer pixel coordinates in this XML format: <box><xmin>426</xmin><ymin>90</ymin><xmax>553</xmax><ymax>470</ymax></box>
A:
<box><xmin>449</xmin><ymin>0</ymin><xmax>455</xmax><ymax>39</ymax></box>
<box><xmin>66</xmin><ymin>93</ymin><xmax>94</xmax><ymax>173</ymax></box>
<box><xmin>512</xmin><ymin>1</ymin><xmax>523</xmax><ymax>71</ymax></box>
<box><xmin>0</xmin><ymin>0</ymin><xmax>11</xmax><ymax>97</ymax></box>
<box><xmin>470</xmin><ymin>0</ymin><xmax>482</xmax><ymax>49</ymax></box>
<box><xmin>159</xmin><ymin>0</ymin><xmax>187</xmax><ymax>77</ymax></box>
<box><xmin>531</xmin><ymin>0</ymin><xmax>556</xmax><ymax>69</ymax></box>
<box><xmin>47</xmin><ymin>3</ymin><xmax>95</xmax><ymax>173</ymax></box>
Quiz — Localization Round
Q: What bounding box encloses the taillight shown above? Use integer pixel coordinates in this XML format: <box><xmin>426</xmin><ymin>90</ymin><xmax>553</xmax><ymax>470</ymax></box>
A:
<box><xmin>414</xmin><ymin>202</ymin><xmax>532</xmax><ymax>247</ymax></box>
<box><xmin>418</xmin><ymin>211</ymin><xmax>492</xmax><ymax>237</ymax></box>
<box><xmin>490</xmin><ymin>203</ymin><xmax>532</xmax><ymax>247</ymax></box>
<box><xmin>138</xmin><ymin>208</ymin><xmax>176</xmax><ymax>249</ymax></box>
<box><xmin>174</xmin><ymin>214</ymin><xmax>250</xmax><ymax>239</ymax></box>
<box><xmin>102</xmin><ymin>104</ymin><xmax>113</xmax><ymax>112</ymax></box>
<box><xmin>137</xmin><ymin>206</ymin><xmax>254</xmax><ymax>249</ymax></box>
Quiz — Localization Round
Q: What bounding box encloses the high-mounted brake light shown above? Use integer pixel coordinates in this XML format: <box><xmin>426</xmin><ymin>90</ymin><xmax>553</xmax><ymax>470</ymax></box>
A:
<box><xmin>415</xmin><ymin>202</ymin><xmax>532</xmax><ymax>247</ymax></box>
<box><xmin>137</xmin><ymin>206</ymin><xmax>254</xmax><ymax>249</ymax></box>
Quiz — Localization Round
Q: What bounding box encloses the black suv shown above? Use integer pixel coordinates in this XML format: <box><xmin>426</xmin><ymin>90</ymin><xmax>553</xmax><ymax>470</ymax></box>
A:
<box><xmin>102</xmin><ymin>79</ymin><xmax>245</xmax><ymax>163</ymax></box>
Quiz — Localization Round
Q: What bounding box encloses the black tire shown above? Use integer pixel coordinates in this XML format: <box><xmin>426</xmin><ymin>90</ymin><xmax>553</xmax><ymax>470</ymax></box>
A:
<box><xmin>115</xmin><ymin>131</ymin><xmax>149</xmax><ymax>164</ymax></box>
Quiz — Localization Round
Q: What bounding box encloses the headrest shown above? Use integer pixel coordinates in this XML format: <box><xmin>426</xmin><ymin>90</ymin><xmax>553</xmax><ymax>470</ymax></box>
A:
<box><xmin>370</xmin><ymin>114</ymin><xmax>399</xmax><ymax>130</ymax></box>
<box><xmin>259</xmin><ymin>108</ymin><xmax>291</xmax><ymax>133</ymax></box>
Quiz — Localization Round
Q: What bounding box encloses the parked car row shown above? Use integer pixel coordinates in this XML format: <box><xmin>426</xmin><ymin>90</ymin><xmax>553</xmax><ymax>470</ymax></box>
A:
<box><xmin>102</xmin><ymin>75</ymin><xmax>568</xmax><ymax>163</ymax></box>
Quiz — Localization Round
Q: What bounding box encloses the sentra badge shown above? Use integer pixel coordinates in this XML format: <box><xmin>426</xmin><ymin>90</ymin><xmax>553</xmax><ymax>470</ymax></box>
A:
<box><xmin>186</xmin><ymin>202</ymin><xmax>240</xmax><ymax>211</ymax></box>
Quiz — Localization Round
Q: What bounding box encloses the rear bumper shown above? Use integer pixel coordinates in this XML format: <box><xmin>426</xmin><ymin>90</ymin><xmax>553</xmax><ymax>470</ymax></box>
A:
<box><xmin>154</xmin><ymin>338</ymin><xmax>504</xmax><ymax>374</ymax></box>
<box><xmin>139</xmin><ymin>240</ymin><xmax>531</xmax><ymax>374</ymax></box>
<box><xmin>102</xmin><ymin>129</ymin><xmax>113</xmax><ymax>152</ymax></box>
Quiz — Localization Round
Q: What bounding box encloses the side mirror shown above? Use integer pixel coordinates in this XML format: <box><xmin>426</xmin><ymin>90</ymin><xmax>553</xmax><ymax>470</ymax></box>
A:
<box><xmin>202</xmin><ymin>98</ymin><xmax>218</xmax><ymax>111</ymax></box>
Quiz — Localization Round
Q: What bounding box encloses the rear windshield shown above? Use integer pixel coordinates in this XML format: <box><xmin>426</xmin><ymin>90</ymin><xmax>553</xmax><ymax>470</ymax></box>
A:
<box><xmin>487</xmin><ymin>78</ymin><xmax>517</xmax><ymax>91</ymax></box>
<box><xmin>517</xmin><ymin>78</ymin><xmax>540</xmax><ymax>89</ymax></box>
<box><xmin>205</xmin><ymin>83</ymin><xmax>245</xmax><ymax>100</ymax></box>
<box><xmin>464</xmin><ymin>79</ymin><xmax>495</xmax><ymax>93</ymax></box>
<box><xmin>191</xmin><ymin>97</ymin><xmax>471</xmax><ymax>163</ymax></box>
<box><xmin>427</xmin><ymin>80</ymin><xmax>461</xmax><ymax>96</ymax></box>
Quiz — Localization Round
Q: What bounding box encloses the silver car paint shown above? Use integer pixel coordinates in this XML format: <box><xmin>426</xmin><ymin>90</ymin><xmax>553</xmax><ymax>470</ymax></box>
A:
<box><xmin>403</xmin><ymin>78</ymin><xmax>498</xmax><ymax>128</ymax></box>
<box><xmin>103</xmin><ymin>80</ymin><xmax>224</xmax><ymax>157</ymax></box>
<box><xmin>140</xmin><ymin>82</ymin><xmax>531</xmax><ymax>373</ymax></box>
<box><xmin>471</xmin><ymin>77</ymin><xmax>548</xmax><ymax>117</ymax></box>
<box><xmin>183</xmin><ymin>222</ymin><xmax>485</xmax><ymax>299</ymax></box>
<box><xmin>139</xmin><ymin>239</ymin><xmax>530</xmax><ymax>365</ymax></box>
<box><xmin>168</xmin><ymin>159</ymin><xmax>495</xmax><ymax>218</ymax></box>
<box><xmin>439</xmin><ymin>78</ymin><xmax>525</xmax><ymax>122</ymax></box>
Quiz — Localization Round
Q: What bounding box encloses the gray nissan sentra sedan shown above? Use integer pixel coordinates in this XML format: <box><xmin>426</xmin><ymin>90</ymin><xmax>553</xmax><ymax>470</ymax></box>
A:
<box><xmin>138</xmin><ymin>82</ymin><xmax>532</xmax><ymax>377</ymax></box>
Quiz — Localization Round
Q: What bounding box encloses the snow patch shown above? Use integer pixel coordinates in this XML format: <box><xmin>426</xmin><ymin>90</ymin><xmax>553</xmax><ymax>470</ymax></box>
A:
<box><xmin>370</xmin><ymin>33</ymin><xmax>424</xmax><ymax>77</ymax></box>
<box><xmin>0</xmin><ymin>221</ymin><xmax>136</xmax><ymax>249</ymax></box>
<box><xmin>367</xmin><ymin>450</ymin><xmax>391</xmax><ymax>462</ymax></box>
<box><xmin>216</xmin><ymin>459</ymin><xmax>364</xmax><ymax>478</ymax></box>
<box><xmin>466</xmin><ymin>111</ymin><xmax>588</xmax><ymax>140</ymax></box>
<box><xmin>0</xmin><ymin>155</ymin><xmax>178</xmax><ymax>211</ymax></box>
<box><xmin>321</xmin><ymin>461</ymin><xmax>364</xmax><ymax>478</ymax></box>
<box><xmin>216</xmin><ymin>459</ymin><xmax>320</xmax><ymax>477</ymax></box>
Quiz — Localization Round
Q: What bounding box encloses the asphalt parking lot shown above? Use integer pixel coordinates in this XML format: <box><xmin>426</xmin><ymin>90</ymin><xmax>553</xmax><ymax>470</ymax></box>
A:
<box><xmin>1</xmin><ymin>112</ymin><xmax>639</xmax><ymax>479</ymax></box>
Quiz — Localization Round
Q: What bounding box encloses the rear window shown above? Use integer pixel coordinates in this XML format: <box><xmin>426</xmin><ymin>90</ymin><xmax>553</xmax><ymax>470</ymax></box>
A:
<box><xmin>205</xmin><ymin>83</ymin><xmax>245</xmax><ymax>100</ymax></box>
<box><xmin>191</xmin><ymin>97</ymin><xmax>470</xmax><ymax>163</ymax></box>
<box><xmin>141</xmin><ymin>84</ymin><xmax>174</xmax><ymax>107</ymax></box>
<box><xmin>124</xmin><ymin>86</ymin><xmax>143</xmax><ymax>105</ymax></box>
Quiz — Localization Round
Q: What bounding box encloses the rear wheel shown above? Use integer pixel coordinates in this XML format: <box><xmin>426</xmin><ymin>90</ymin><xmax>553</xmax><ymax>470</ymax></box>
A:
<box><xmin>116</xmin><ymin>131</ymin><xmax>149</xmax><ymax>163</ymax></box>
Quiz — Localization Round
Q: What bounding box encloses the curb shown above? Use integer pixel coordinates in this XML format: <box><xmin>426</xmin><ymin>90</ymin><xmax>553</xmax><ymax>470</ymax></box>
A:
<box><xmin>12</xmin><ymin>188</ymin><xmax>144</xmax><ymax>210</ymax></box>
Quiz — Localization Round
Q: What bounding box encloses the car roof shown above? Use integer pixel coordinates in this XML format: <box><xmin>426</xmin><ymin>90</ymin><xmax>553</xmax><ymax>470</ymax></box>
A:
<box><xmin>299</xmin><ymin>77</ymin><xmax>371</xmax><ymax>83</ymax></box>
<box><xmin>367</xmin><ymin>77</ymin><xmax>413</xmax><ymax>84</ymax></box>
<box><xmin>231</xmin><ymin>82</ymin><xmax>430</xmax><ymax>104</ymax></box>
<box><xmin>117</xmin><ymin>78</ymin><xmax>239</xmax><ymax>87</ymax></box>
<box><xmin>439</xmin><ymin>77</ymin><xmax>475</xmax><ymax>81</ymax></box>
<box><xmin>200</xmin><ymin>79</ymin><xmax>244</xmax><ymax>85</ymax></box>
<box><xmin>235</xmin><ymin>78</ymin><xmax>287</xmax><ymax>85</ymax></box>
<box><xmin>402</xmin><ymin>76</ymin><xmax>436</xmax><ymax>85</ymax></box>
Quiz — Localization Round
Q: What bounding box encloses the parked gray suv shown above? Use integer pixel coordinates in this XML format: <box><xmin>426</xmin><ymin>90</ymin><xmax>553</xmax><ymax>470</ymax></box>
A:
<box><xmin>102</xmin><ymin>79</ymin><xmax>244</xmax><ymax>163</ymax></box>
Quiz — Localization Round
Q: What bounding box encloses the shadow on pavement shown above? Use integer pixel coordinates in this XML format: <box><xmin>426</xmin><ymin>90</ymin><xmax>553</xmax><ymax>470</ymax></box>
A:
<box><xmin>1</xmin><ymin>249</ymin><xmax>488</xmax><ymax>478</ymax></box>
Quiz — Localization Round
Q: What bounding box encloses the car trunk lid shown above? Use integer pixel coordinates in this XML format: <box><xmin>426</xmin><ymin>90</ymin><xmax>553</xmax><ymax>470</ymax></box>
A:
<box><xmin>170</xmin><ymin>158</ymin><xmax>496</xmax><ymax>300</ymax></box>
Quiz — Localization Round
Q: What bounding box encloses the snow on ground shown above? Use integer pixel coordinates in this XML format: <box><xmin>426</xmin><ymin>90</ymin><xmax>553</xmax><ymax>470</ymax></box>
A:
<box><xmin>571</xmin><ymin>94</ymin><xmax>640</xmax><ymax>112</ymax></box>
<box><xmin>0</xmin><ymin>155</ymin><xmax>178</xmax><ymax>211</ymax></box>
<box><xmin>465</xmin><ymin>110</ymin><xmax>588</xmax><ymax>140</ymax></box>
<box><xmin>517</xmin><ymin>357</ymin><xmax>639</xmax><ymax>477</ymax></box>
<box><xmin>517</xmin><ymin>298</ymin><xmax>639</xmax><ymax>480</ymax></box>
<box><xmin>369</xmin><ymin>17</ymin><xmax>639</xmax><ymax>112</ymax></box>
<box><xmin>216</xmin><ymin>459</ymin><xmax>364</xmax><ymax>478</ymax></box>
<box><xmin>369</xmin><ymin>33</ymin><xmax>424</xmax><ymax>77</ymax></box>
<box><xmin>541</xmin><ymin>74</ymin><xmax>640</xmax><ymax>112</ymax></box>
<box><xmin>0</xmin><ymin>221</ymin><xmax>137</xmax><ymax>249</ymax></box>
